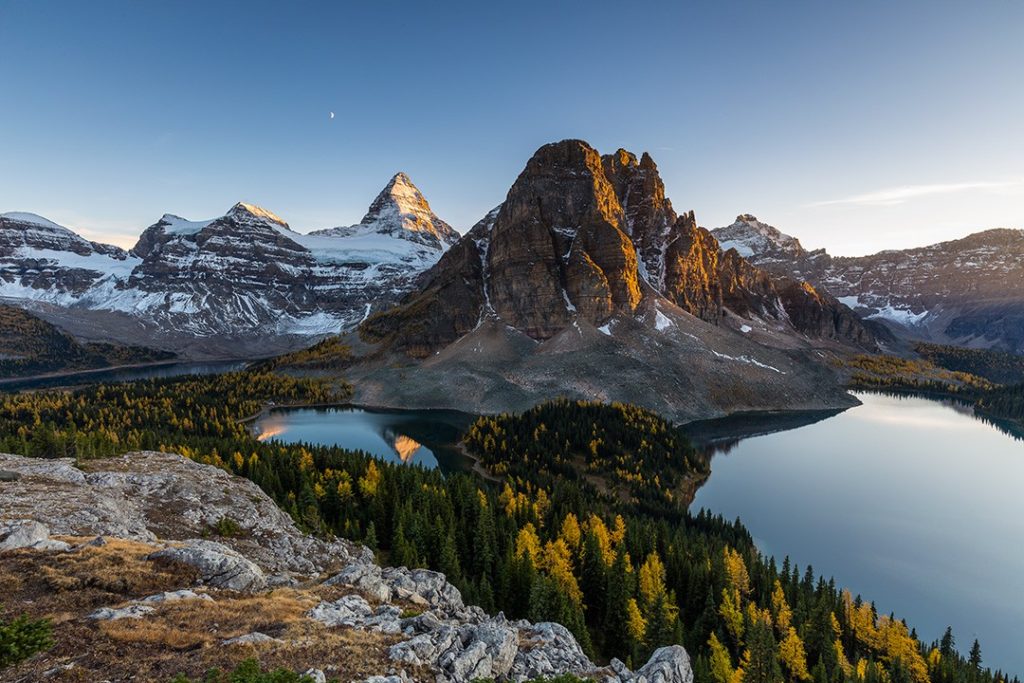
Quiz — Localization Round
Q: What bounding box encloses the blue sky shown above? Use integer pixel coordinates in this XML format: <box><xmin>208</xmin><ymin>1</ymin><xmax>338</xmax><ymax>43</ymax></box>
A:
<box><xmin>1</xmin><ymin>0</ymin><xmax>1022</xmax><ymax>254</ymax></box>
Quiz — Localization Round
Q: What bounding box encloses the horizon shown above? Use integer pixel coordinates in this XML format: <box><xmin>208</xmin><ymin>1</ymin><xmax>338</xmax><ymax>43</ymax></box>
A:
<box><xmin>2</xmin><ymin>1</ymin><xmax>1023</xmax><ymax>256</ymax></box>
<box><xmin>4</xmin><ymin>154</ymin><xmax>1022</xmax><ymax>259</ymax></box>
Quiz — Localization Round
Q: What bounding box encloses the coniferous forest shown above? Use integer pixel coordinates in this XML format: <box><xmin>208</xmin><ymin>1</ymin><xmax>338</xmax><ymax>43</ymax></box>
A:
<box><xmin>0</xmin><ymin>371</ymin><xmax>1016</xmax><ymax>683</ymax></box>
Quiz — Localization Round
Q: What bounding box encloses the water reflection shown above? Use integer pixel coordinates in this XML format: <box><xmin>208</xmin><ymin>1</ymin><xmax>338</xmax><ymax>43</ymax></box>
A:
<box><xmin>390</xmin><ymin>433</ymin><xmax>423</xmax><ymax>462</ymax></box>
<box><xmin>251</xmin><ymin>406</ymin><xmax>474</xmax><ymax>473</ymax></box>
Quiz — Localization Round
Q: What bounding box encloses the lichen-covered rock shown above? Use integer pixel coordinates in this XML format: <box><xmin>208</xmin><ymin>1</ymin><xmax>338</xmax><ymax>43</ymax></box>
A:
<box><xmin>222</xmin><ymin>632</ymin><xmax>282</xmax><ymax>646</ymax></box>
<box><xmin>326</xmin><ymin>562</ymin><xmax>466</xmax><ymax>616</ymax></box>
<box><xmin>147</xmin><ymin>539</ymin><xmax>266</xmax><ymax>592</ymax></box>
<box><xmin>88</xmin><ymin>604</ymin><xmax>156</xmax><ymax>621</ymax></box>
<box><xmin>636</xmin><ymin>645</ymin><xmax>695</xmax><ymax>683</ymax></box>
<box><xmin>0</xmin><ymin>451</ymin><xmax>363</xmax><ymax>574</ymax></box>
<box><xmin>388</xmin><ymin>625</ymin><xmax>462</xmax><ymax>668</ymax></box>
<box><xmin>509</xmin><ymin>622</ymin><xmax>595</xmax><ymax>681</ymax></box>
<box><xmin>0</xmin><ymin>519</ymin><xmax>53</xmax><ymax>551</ymax></box>
<box><xmin>139</xmin><ymin>589</ymin><xmax>213</xmax><ymax>604</ymax></box>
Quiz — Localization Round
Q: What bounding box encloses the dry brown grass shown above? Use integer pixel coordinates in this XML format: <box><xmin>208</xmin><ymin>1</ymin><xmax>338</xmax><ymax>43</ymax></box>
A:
<box><xmin>97</xmin><ymin>589</ymin><xmax>318</xmax><ymax>649</ymax></box>
<box><xmin>0</xmin><ymin>538</ymin><xmax>431</xmax><ymax>682</ymax></box>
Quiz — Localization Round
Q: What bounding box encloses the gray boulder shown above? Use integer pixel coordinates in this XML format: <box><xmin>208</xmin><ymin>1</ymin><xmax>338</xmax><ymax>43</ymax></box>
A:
<box><xmin>325</xmin><ymin>562</ymin><xmax>392</xmax><ymax>602</ymax></box>
<box><xmin>510</xmin><ymin>622</ymin><xmax>595</xmax><ymax>681</ymax></box>
<box><xmin>88</xmin><ymin>604</ymin><xmax>156</xmax><ymax>620</ymax></box>
<box><xmin>636</xmin><ymin>646</ymin><xmax>694</xmax><ymax>683</ymax></box>
<box><xmin>389</xmin><ymin>625</ymin><xmax>461</xmax><ymax>668</ymax></box>
<box><xmin>148</xmin><ymin>539</ymin><xmax>266</xmax><ymax>592</ymax></box>
<box><xmin>308</xmin><ymin>593</ymin><xmax>373</xmax><ymax>627</ymax></box>
<box><xmin>0</xmin><ymin>519</ymin><xmax>69</xmax><ymax>551</ymax></box>
<box><xmin>222</xmin><ymin>631</ymin><xmax>282</xmax><ymax>646</ymax></box>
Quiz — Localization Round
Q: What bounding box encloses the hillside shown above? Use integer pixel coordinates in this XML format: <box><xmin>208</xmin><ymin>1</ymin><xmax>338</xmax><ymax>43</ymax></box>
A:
<box><xmin>0</xmin><ymin>304</ymin><xmax>173</xmax><ymax>379</ymax></box>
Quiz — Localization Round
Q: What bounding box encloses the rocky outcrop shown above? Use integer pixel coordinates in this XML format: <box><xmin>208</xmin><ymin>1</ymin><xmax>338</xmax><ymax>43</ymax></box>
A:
<box><xmin>148</xmin><ymin>540</ymin><xmax>268</xmax><ymax>592</ymax></box>
<box><xmin>0</xmin><ymin>451</ymin><xmax>694</xmax><ymax>683</ymax></box>
<box><xmin>485</xmin><ymin>140</ymin><xmax>642</xmax><ymax>338</ymax></box>
<box><xmin>0</xmin><ymin>450</ymin><xmax>366</xmax><ymax>574</ymax></box>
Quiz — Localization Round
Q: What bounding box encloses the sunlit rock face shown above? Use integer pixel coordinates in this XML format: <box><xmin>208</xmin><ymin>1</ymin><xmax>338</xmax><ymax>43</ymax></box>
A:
<box><xmin>313</xmin><ymin>173</ymin><xmax>459</xmax><ymax>250</ymax></box>
<box><xmin>488</xmin><ymin>140</ymin><xmax>642</xmax><ymax>338</ymax></box>
<box><xmin>362</xmin><ymin>139</ymin><xmax>875</xmax><ymax>357</ymax></box>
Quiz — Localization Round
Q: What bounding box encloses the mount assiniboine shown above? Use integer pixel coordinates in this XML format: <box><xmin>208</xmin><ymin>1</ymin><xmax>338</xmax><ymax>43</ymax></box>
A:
<box><xmin>0</xmin><ymin>173</ymin><xmax>457</xmax><ymax>357</ymax></box>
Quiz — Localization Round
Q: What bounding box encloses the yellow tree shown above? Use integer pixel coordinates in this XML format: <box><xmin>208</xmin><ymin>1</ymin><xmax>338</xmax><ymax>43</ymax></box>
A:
<box><xmin>358</xmin><ymin>460</ymin><xmax>382</xmax><ymax>497</ymax></box>
<box><xmin>626</xmin><ymin>598</ymin><xmax>647</xmax><ymax>643</ymax></box>
<box><xmin>638</xmin><ymin>551</ymin><xmax>668</xmax><ymax>607</ymax></box>
<box><xmin>779</xmin><ymin>627</ymin><xmax>812</xmax><ymax>681</ymax></box>
<box><xmin>559</xmin><ymin>513</ymin><xmax>582</xmax><ymax>551</ymax></box>
<box><xmin>720</xmin><ymin>588</ymin><xmax>745</xmax><ymax>647</ymax></box>
<box><xmin>709</xmin><ymin>633</ymin><xmax>741</xmax><ymax>683</ymax></box>
<box><xmin>723</xmin><ymin>547</ymin><xmax>751</xmax><ymax>596</ymax></box>
<box><xmin>542</xmin><ymin>538</ymin><xmax>583</xmax><ymax>604</ymax></box>
<box><xmin>770</xmin><ymin>580</ymin><xmax>792</xmax><ymax>636</ymax></box>
<box><xmin>514</xmin><ymin>523</ymin><xmax>542</xmax><ymax>563</ymax></box>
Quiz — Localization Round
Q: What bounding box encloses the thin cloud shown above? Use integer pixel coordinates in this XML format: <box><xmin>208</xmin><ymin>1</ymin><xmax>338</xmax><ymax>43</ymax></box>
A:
<box><xmin>806</xmin><ymin>179</ymin><xmax>1024</xmax><ymax>208</ymax></box>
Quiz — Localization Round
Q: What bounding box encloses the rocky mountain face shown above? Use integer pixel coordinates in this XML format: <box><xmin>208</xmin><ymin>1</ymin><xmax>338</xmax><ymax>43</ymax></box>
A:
<box><xmin>712</xmin><ymin>217</ymin><xmax>1024</xmax><ymax>352</ymax></box>
<box><xmin>363</xmin><ymin>140</ymin><xmax>873</xmax><ymax>356</ymax></box>
<box><xmin>352</xmin><ymin>140</ymin><xmax>871</xmax><ymax>422</ymax></box>
<box><xmin>0</xmin><ymin>212</ymin><xmax>137</xmax><ymax>301</ymax></box>
<box><xmin>0</xmin><ymin>451</ymin><xmax>693</xmax><ymax>683</ymax></box>
<box><xmin>0</xmin><ymin>175</ymin><xmax>455</xmax><ymax>356</ymax></box>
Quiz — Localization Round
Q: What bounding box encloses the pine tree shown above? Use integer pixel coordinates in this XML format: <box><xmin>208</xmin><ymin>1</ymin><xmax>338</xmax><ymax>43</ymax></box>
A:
<box><xmin>742</xmin><ymin>618</ymin><xmax>782</xmax><ymax>683</ymax></box>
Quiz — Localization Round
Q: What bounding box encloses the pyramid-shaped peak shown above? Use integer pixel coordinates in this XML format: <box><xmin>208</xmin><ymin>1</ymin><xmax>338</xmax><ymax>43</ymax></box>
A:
<box><xmin>355</xmin><ymin>173</ymin><xmax>458</xmax><ymax>249</ymax></box>
<box><xmin>227</xmin><ymin>202</ymin><xmax>289</xmax><ymax>228</ymax></box>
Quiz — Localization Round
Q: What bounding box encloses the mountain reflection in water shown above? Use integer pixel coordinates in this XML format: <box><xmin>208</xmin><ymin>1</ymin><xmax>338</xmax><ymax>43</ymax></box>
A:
<box><xmin>391</xmin><ymin>433</ymin><xmax>422</xmax><ymax>462</ymax></box>
<box><xmin>250</xmin><ymin>406</ymin><xmax>475</xmax><ymax>473</ymax></box>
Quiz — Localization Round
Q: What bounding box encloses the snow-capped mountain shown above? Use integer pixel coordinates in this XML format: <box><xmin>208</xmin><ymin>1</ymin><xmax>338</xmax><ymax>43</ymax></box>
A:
<box><xmin>0</xmin><ymin>212</ymin><xmax>138</xmax><ymax>303</ymax></box>
<box><xmin>0</xmin><ymin>175</ymin><xmax>457</xmax><ymax>354</ymax></box>
<box><xmin>713</xmin><ymin>217</ymin><xmax>1024</xmax><ymax>353</ymax></box>
<box><xmin>713</xmin><ymin>214</ymin><xmax>813</xmax><ymax>263</ymax></box>
<box><xmin>311</xmin><ymin>172</ymin><xmax>459</xmax><ymax>249</ymax></box>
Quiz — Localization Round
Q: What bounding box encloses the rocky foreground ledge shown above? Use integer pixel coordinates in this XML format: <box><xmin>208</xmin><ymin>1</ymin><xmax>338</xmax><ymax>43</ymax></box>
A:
<box><xmin>0</xmin><ymin>452</ymin><xmax>693</xmax><ymax>683</ymax></box>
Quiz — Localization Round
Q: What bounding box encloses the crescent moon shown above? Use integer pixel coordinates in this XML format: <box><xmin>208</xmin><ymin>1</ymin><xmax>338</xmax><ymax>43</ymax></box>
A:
<box><xmin>329</xmin><ymin>112</ymin><xmax>335</xmax><ymax>119</ymax></box>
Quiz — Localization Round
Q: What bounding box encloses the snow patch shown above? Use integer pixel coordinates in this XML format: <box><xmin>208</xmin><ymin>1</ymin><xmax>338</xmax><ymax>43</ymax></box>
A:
<box><xmin>654</xmin><ymin>309</ymin><xmax>673</xmax><ymax>331</ymax></box>
<box><xmin>711</xmin><ymin>350</ymin><xmax>784</xmax><ymax>374</ymax></box>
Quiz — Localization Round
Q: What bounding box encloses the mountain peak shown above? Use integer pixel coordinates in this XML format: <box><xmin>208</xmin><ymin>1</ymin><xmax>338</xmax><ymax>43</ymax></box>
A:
<box><xmin>340</xmin><ymin>173</ymin><xmax>458</xmax><ymax>249</ymax></box>
<box><xmin>712</xmin><ymin>215</ymin><xmax>805</xmax><ymax>260</ymax></box>
<box><xmin>0</xmin><ymin>212</ymin><xmax>70</xmax><ymax>232</ymax></box>
<box><xmin>227</xmin><ymin>202</ymin><xmax>289</xmax><ymax>228</ymax></box>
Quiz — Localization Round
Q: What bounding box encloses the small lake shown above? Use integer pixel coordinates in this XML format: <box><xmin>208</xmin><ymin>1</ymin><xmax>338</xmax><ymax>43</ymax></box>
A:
<box><xmin>0</xmin><ymin>360</ymin><xmax>250</xmax><ymax>392</ymax></box>
<box><xmin>252</xmin><ymin>406</ymin><xmax>476</xmax><ymax>473</ymax></box>
<box><xmin>690</xmin><ymin>392</ymin><xmax>1024</xmax><ymax>674</ymax></box>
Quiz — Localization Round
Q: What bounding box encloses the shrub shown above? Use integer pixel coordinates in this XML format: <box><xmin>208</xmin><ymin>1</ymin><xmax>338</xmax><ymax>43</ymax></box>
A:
<box><xmin>212</xmin><ymin>516</ymin><xmax>244</xmax><ymax>538</ymax></box>
<box><xmin>0</xmin><ymin>609</ymin><xmax>53</xmax><ymax>669</ymax></box>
